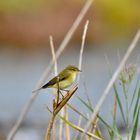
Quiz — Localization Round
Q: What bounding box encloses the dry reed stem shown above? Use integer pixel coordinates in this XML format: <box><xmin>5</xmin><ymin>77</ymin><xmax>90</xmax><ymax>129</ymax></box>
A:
<box><xmin>50</xmin><ymin>36</ymin><xmax>58</xmax><ymax>76</ymax></box>
<box><xmin>59</xmin><ymin>110</ymin><xmax>64</xmax><ymax>140</ymax></box>
<box><xmin>52</xmin><ymin>118</ymin><xmax>56</xmax><ymax>140</ymax></box>
<box><xmin>58</xmin><ymin>115</ymin><xmax>102</xmax><ymax>140</ymax></box>
<box><xmin>82</xmin><ymin>29</ymin><xmax>140</xmax><ymax>138</ymax></box>
<box><xmin>49</xmin><ymin>36</ymin><xmax>57</xmax><ymax>140</ymax></box>
<box><xmin>49</xmin><ymin>36</ymin><xmax>60</xmax><ymax>106</ymax></box>
<box><xmin>67</xmin><ymin>103</ymin><xmax>102</xmax><ymax>129</ymax></box>
<box><xmin>7</xmin><ymin>1</ymin><xmax>94</xmax><ymax>139</ymax></box>
<box><xmin>45</xmin><ymin>113</ymin><xmax>56</xmax><ymax>140</ymax></box>
<box><xmin>54</xmin><ymin>85</ymin><xmax>78</xmax><ymax>115</ymax></box>
<box><xmin>76</xmin><ymin>21</ymin><xmax>89</xmax><ymax>139</ymax></box>
<box><xmin>64</xmin><ymin>106</ymin><xmax>70</xmax><ymax>140</ymax></box>
<box><xmin>91</xmin><ymin>115</ymin><xmax>99</xmax><ymax>134</ymax></box>
<box><xmin>67</xmin><ymin>104</ymin><xmax>88</xmax><ymax>120</ymax></box>
<box><xmin>45</xmin><ymin>85</ymin><xmax>78</xmax><ymax>140</ymax></box>
<box><xmin>78</xmin><ymin>20</ymin><xmax>89</xmax><ymax>82</ymax></box>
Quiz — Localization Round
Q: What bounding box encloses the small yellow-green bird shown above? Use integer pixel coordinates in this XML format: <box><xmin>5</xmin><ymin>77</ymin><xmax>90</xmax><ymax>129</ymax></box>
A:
<box><xmin>33</xmin><ymin>65</ymin><xmax>81</xmax><ymax>92</ymax></box>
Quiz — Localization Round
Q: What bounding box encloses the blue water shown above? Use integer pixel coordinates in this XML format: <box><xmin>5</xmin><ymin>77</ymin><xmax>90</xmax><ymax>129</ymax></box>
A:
<box><xmin>0</xmin><ymin>42</ymin><xmax>140</xmax><ymax>138</ymax></box>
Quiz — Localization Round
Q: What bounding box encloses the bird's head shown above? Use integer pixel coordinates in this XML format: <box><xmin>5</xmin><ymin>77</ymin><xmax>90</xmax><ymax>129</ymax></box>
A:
<box><xmin>66</xmin><ymin>65</ymin><xmax>82</xmax><ymax>73</ymax></box>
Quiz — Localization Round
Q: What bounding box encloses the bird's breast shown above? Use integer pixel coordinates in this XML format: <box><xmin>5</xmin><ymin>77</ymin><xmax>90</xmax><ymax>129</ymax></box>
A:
<box><xmin>58</xmin><ymin>72</ymin><xmax>77</xmax><ymax>89</ymax></box>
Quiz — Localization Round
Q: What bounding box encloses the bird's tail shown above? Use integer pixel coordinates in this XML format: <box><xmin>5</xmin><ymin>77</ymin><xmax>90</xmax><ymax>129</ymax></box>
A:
<box><xmin>32</xmin><ymin>87</ymin><xmax>42</xmax><ymax>93</ymax></box>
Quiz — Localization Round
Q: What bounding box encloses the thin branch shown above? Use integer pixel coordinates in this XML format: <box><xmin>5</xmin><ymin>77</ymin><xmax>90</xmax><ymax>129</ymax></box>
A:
<box><xmin>59</xmin><ymin>109</ymin><xmax>64</xmax><ymax>140</ymax></box>
<box><xmin>49</xmin><ymin>36</ymin><xmax>60</xmax><ymax>106</ymax></box>
<box><xmin>58</xmin><ymin>114</ymin><xmax>102</xmax><ymax>140</ymax></box>
<box><xmin>45</xmin><ymin>85</ymin><xmax>78</xmax><ymax>140</ymax></box>
<box><xmin>45</xmin><ymin>113</ymin><xmax>56</xmax><ymax>140</ymax></box>
<box><xmin>78</xmin><ymin>20</ymin><xmax>89</xmax><ymax>82</ymax></box>
<box><xmin>52</xmin><ymin>118</ymin><xmax>56</xmax><ymax>140</ymax></box>
<box><xmin>7</xmin><ymin>1</ymin><xmax>94</xmax><ymax>139</ymax></box>
<box><xmin>49</xmin><ymin>36</ymin><xmax>57</xmax><ymax>140</ymax></box>
<box><xmin>50</xmin><ymin>36</ymin><xmax>58</xmax><ymax>76</ymax></box>
<box><xmin>64</xmin><ymin>106</ymin><xmax>71</xmax><ymax>140</ymax></box>
<box><xmin>82</xmin><ymin>29</ymin><xmax>140</xmax><ymax>138</ymax></box>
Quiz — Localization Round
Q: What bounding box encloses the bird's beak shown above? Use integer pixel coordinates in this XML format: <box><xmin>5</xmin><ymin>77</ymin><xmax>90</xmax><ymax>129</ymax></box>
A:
<box><xmin>79</xmin><ymin>69</ymin><xmax>82</xmax><ymax>72</ymax></box>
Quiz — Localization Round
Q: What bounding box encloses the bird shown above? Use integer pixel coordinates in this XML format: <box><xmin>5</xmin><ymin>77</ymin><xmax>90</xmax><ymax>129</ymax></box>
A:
<box><xmin>33</xmin><ymin>65</ymin><xmax>81</xmax><ymax>92</ymax></box>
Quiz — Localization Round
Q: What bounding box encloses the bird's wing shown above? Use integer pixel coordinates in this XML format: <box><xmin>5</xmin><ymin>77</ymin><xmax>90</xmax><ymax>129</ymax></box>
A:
<box><xmin>58</xmin><ymin>70</ymin><xmax>70</xmax><ymax>81</ymax></box>
<box><xmin>42</xmin><ymin>70</ymin><xmax>70</xmax><ymax>88</ymax></box>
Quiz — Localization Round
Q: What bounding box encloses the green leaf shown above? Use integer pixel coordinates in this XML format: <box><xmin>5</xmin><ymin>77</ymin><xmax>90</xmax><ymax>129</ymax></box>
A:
<box><xmin>113</xmin><ymin>83</ymin><xmax>126</xmax><ymax>124</ymax></box>
<box><xmin>110</xmin><ymin>116</ymin><xmax>122</xmax><ymax>140</ymax></box>
<box><xmin>131</xmin><ymin>106</ymin><xmax>140</xmax><ymax>140</ymax></box>
<box><xmin>77</xmin><ymin>96</ymin><xmax>111</xmax><ymax>129</ymax></box>
<box><xmin>77</xmin><ymin>95</ymin><xmax>93</xmax><ymax>112</ymax></box>
<box><xmin>58</xmin><ymin>114</ymin><xmax>103</xmax><ymax>140</ymax></box>
<box><xmin>130</xmin><ymin>79</ymin><xmax>139</xmax><ymax>110</ymax></box>
<box><xmin>132</xmin><ymin>87</ymin><xmax>140</xmax><ymax>122</ymax></box>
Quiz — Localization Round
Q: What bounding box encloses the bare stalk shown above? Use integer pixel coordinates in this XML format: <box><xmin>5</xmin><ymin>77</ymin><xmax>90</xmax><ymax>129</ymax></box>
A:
<box><xmin>78</xmin><ymin>20</ymin><xmax>89</xmax><ymax>82</ymax></box>
<box><xmin>50</xmin><ymin>36</ymin><xmax>58</xmax><ymax>76</ymax></box>
<box><xmin>52</xmin><ymin>118</ymin><xmax>56</xmax><ymax>140</ymax></box>
<box><xmin>82</xmin><ymin>29</ymin><xmax>140</xmax><ymax>138</ymax></box>
<box><xmin>45</xmin><ymin>113</ymin><xmax>56</xmax><ymax>140</ymax></box>
<box><xmin>49</xmin><ymin>36</ymin><xmax>60</xmax><ymax>106</ymax></box>
<box><xmin>49</xmin><ymin>36</ymin><xmax>57</xmax><ymax>140</ymax></box>
<box><xmin>7</xmin><ymin>1</ymin><xmax>94</xmax><ymax>139</ymax></box>
<box><xmin>45</xmin><ymin>85</ymin><xmax>78</xmax><ymax>140</ymax></box>
<box><xmin>64</xmin><ymin>106</ymin><xmax>70</xmax><ymax>140</ymax></box>
<box><xmin>58</xmin><ymin>114</ymin><xmax>102</xmax><ymax>140</ymax></box>
<box><xmin>59</xmin><ymin>109</ymin><xmax>64</xmax><ymax>140</ymax></box>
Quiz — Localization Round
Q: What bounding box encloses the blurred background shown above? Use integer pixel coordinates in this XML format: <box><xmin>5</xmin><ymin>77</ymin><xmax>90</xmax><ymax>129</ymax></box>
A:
<box><xmin>0</xmin><ymin>0</ymin><xmax>140</xmax><ymax>139</ymax></box>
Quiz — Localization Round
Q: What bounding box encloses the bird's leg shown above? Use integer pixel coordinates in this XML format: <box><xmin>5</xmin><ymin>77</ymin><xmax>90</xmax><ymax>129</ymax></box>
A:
<box><xmin>59</xmin><ymin>90</ymin><xmax>64</xmax><ymax>98</ymax></box>
<box><xmin>58</xmin><ymin>89</ymin><xmax>69</xmax><ymax>101</ymax></box>
<box><xmin>61</xmin><ymin>89</ymin><xmax>69</xmax><ymax>93</ymax></box>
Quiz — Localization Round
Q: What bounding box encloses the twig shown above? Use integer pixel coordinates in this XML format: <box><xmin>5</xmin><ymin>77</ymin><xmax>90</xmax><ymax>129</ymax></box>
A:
<box><xmin>64</xmin><ymin>106</ymin><xmax>70</xmax><ymax>140</ymax></box>
<box><xmin>59</xmin><ymin>109</ymin><xmax>64</xmax><ymax>140</ymax></box>
<box><xmin>49</xmin><ymin>36</ymin><xmax>60</xmax><ymax>106</ymax></box>
<box><xmin>58</xmin><ymin>114</ymin><xmax>102</xmax><ymax>140</ymax></box>
<box><xmin>50</xmin><ymin>36</ymin><xmax>58</xmax><ymax>76</ymax></box>
<box><xmin>52</xmin><ymin>118</ymin><xmax>56</xmax><ymax>140</ymax></box>
<box><xmin>78</xmin><ymin>20</ymin><xmax>89</xmax><ymax>82</ymax></box>
<box><xmin>45</xmin><ymin>113</ymin><xmax>56</xmax><ymax>140</ymax></box>
<box><xmin>81</xmin><ymin>29</ymin><xmax>140</xmax><ymax>138</ymax></box>
<box><xmin>67</xmin><ymin>104</ymin><xmax>88</xmax><ymax>121</ymax></box>
<box><xmin>45</xmin><ymin>85</ymin><xmax>78</xmax><ymax>140</ymax></box>
<box><xmin>49</xmin><ymin>36</ymin><xmax>57</xmax><ymax>140</ymax></box>
<box><xmin>7</xmin><ymin>1</ymin><xmax>94</xmax><ymax>139</ymax></box>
